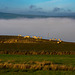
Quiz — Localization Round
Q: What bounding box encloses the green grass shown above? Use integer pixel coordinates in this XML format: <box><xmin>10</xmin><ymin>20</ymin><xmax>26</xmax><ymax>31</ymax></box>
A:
<box><xmin>0</xmin><ymin>54</ymin><xmax>75</xmax><ymax>75</ymax></box>
<box><xmin>0</xmin><ymin>35</ymin><xmax>75</xmax><ymax>52</ymax></box>
<box><xmin>0</xmin><ymin>69</ymin><xmax>75</xmax><ymax>75</ymax></box>
<box><xmin>0</xmin><ymin>42</ymin><xmax>75</xmax><ymax>52</ymax></box>
<box><xmin>0</xmin><ymin>54</ymin><xmax>75</xmax><ymax>66</ymax></box>
<box><xmin>0</xmin><ymin>36</ymin><xmax>75</xmax><ymax>74</ymax></box>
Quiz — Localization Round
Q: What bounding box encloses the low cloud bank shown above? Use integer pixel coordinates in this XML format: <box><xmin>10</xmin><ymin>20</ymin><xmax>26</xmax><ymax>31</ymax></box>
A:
<box><xmin>0</xmin><ymin>18</ymin><xmax>75</xmax><ymax>42</ymax></box>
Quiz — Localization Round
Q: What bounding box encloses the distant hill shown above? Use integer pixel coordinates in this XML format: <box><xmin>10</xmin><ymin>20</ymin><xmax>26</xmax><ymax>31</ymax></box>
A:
<box><xmin>0</xmin><ymin>12</ymin><xmax>49</xmax><ymax>19</ymax></box>
<box><xmin>0</xmin><ymin>12</ymin><xmax>75</xmax><ymax>19</ymax></box>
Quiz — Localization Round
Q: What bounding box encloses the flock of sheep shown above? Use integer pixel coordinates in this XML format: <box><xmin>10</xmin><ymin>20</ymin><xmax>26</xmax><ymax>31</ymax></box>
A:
<box><xmin>18</xmin><ymin>35</ymin><xmax>62</xmax><ymax>44</ymax></box>
<box><xmin>49</xmin><ymin>38</ymin><xmax>62</xmax><ymax>44</ymax></box>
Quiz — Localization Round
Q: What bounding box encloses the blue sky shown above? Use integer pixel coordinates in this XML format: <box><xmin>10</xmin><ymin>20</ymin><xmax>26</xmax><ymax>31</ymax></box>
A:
<box><xmin>0</xmin><ymin>0</ymin><xmax>75</xmax><ymax>15</ymax></box>
<box><xmin>0</xmin><ymin>0</ymin><xmax>75</xmax><ymax>42</ymax></box>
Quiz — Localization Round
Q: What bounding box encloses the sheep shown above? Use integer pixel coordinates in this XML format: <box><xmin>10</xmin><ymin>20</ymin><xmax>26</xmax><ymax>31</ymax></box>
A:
<box><xmin>49</xmin><ymin>39</ymin><xmax>52</xmax><ymax>41</ymax></box>
<box><xmin>52</xmin><ymin>38</ymin><xmax>54</xmax><ymax>40</ymax></box>
<box><xmin>24</xmin><ymin>36</ymin><xmax>30</xmax><ymax>38</ymax></box>
<box><xmin>18</xmin><ymin>34</ymin><xmax>21</xmax><ymax>36</ymax></box>
<box><xmin>40</xmin><ymin>37</ymin><xmax>42</xmax><ymax>39</ymax></box>
<box><xmin>58</xmin><ymin>39</ymin><xmax>62</xmax><ymax>42</ymax></box>
<box><xmin>59</xmin><ymin>40</ymin><xmax>62</xmax><ymax>42</ymax></box>
<box><xmin>57</xmin><ymin>41</ymin><xmax>61</xmax><ymax>44</ymax></box>
<box><xmin>58</xmin><ymin>39</ymin><xmax>61</xmax><ymax>41</ymax></box>
<box><xmin>57</xmin><ymin>41</ymin><xmax>60</xmax><ymax>44</ymax></box>
<box><xmin>38</xmin><ymin>36</ymin><xmax>42</xmax><ymax>39</ymax></box>
<box><xmin>32</xmin><ymin>36</ymin><xmax>38</xmax><ymax>39</ymax></box>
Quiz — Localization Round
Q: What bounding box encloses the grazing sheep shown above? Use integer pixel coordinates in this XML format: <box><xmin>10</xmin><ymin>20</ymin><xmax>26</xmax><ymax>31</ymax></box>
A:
<box><xmin>33</xmin><ymin>36</ymin><xmax>42</xmax><ymax>39</ymax></box>
<box><xmin>57</xmin><ymin>41</ymin><xmax>60</xmax><ymax>44</ymax></box>
<box><xmin>52</xmin><ymin>38</ymin><xmax>54</xmax><ymax>40</ymax></box>
<box><xmin>58</xmin><ymin>39</ymin><xmax>62</xmax><ymax>42</ymax></box>
<box><xmin>40</xmin><ymin>37</ymin><xmax>42</xmax><ymax>39</ymax></box>
<box><xmin>18</xmin><ymin>34</ymin><xmax>21</xmax><ymax>36</ymax></box>
<box><xmin>37</xmin><ymin>36</ymin><xmax>40</xmax><ymax>39</ymax></box>
<box><xmin>49</xmin><ymin>39</ymin><xmax>52</xmax><ymax>41</ymax></box>
<box><xmin>38</xmin><ymin>36</ymin><xmax>42</xmax><ymax>39</ymax></box>
<box><xmin>57</xmin><ymin>41</ymin><xmax>61</xmax><ymax>44</ymax></box>
<box><xmin>59</xmin><ymin>40</ymin><xmax>62</xmax><ymax>42</ymax></box>
<box><xmin>32</xmin><ymin>36</ymin><xmax>38</xmax><ymax>39</ymax></box>
<box><xmin>24</xmin><ymin>36</ymin><xmax>30</xmax><ymax>38</ymax></box>
<box><xmin>58</xmin><ymin>39</ymin><xmax>61</xmax><ymax>41</ymax></box>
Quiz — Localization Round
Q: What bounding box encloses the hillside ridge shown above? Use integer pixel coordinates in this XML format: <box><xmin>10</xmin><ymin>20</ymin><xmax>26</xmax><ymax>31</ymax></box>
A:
<box><xmin>0</xmin><ymin>35</ymin><xmax>75</xmax><ymax>55</ymax></box>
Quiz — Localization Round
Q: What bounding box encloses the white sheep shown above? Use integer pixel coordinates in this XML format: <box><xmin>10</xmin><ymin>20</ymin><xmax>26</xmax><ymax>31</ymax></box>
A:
<box><xmin>52</xmin><ymin>38</ymin><xmax>54</xmax><ymax>40</ymax></box>
<box><xmin>57</xmin><ymin>41</ymin><xmax>60</xmax><ymax>44</ymax></box>
<box><xmin>55</xmin><ymin>39</ymin><xmax>57</xmax><ymax>41</ymax></box>
<box><xmin>18</xmin><ymin>34</ymin><xmax>21</xmax><ymax>36</ymax></box>
<box><xmin>24</xmin><ymin>36</ymin><xmax>30</xmax><ymax>38</ymax></box>
<box><xmin>32</xmin><ymin>36</ymin><xmax>38</xmax><ymax>39</ymax></box>
<box><xmin>49</xmin><ymin>39</ymin><xmax>52</xmax><ymax>41</ymax></box>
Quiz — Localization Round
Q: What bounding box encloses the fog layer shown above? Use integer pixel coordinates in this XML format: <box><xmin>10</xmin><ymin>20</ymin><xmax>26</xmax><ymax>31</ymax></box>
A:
<box><xmin>0</xmin><ymin>18</ymin><xmax>75</xmax><ymax>42</ymax></box>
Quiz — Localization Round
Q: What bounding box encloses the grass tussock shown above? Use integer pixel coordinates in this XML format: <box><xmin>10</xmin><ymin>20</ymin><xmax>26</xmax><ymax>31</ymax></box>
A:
<box><xmin>0</xmin><ymin>61</ymin><xmax>75</xmax><ymax>71</ymax></box>
<box><xmin>0</xmin><ymin>51</ymin><xmax>75</xmax><ymax>55</ymax></box>
<box><xmin>0</xmin><ymin>59</ymin><xmax>2</xmax><ymax>62</ymax></box>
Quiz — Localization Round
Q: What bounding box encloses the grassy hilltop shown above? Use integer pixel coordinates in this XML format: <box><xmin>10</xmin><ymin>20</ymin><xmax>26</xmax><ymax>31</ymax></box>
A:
<box><xmin>0</xmin><ymin>35</ymin><xmax>75</xmax><ymax>55</ymax></box>
<box><xmin>0</xmin><ymin>35</ymin><xmax>75</xmax><ymax>75</ymax></box>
